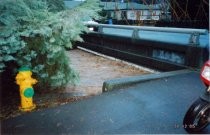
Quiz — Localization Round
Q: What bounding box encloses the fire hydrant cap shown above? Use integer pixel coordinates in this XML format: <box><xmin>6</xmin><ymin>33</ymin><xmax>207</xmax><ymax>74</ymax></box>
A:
<box><xmin>24</xmin><ymin>88</ymin><xmax>34</xmax><ymax>98</ymax></box>
<box><xmin>18</xmin><ymin>67</ymin><xmax>31</xmax><ymax>72</ymax></box>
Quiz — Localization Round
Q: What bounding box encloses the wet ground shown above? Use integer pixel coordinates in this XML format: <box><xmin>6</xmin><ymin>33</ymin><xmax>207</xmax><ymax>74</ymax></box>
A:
<box><xmin>0</xmin><ymin>49</ymin><xmax>150</xmax><ymax>120</ymax></box>
<box><xmin>3</xmin><ymin>71</ymin><xmax>209</xmax><ymax>134</ymax></box>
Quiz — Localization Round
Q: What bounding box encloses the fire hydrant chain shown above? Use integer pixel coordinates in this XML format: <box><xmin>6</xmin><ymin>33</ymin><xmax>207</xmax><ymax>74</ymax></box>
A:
<box><xmin>15</xmin><ymin>67</ymin><xmax>37</xmax><ymax>112</ymax></box>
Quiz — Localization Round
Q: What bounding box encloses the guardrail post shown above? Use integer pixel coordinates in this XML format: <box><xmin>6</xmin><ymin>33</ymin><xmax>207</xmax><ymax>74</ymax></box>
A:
<box><xmin>98</xmin><ymin>26</ymin><xmax>103</xmax><ymax>33</ymax></box>
<box><xmin>132</xmin><ymin>29</ymin><xmax>139</xmax><ymax>39</ymax></box>
<box><xmin>189</xmin><ymin>32</ymin><xmax>200</xmax><ymax>46</ymax></box>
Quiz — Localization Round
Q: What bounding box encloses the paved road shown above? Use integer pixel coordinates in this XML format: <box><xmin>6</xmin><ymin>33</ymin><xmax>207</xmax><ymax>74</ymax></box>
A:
<box><xmin>1</xmin><ymin>71</ymin><xmax>210</xmax><ymax>134</ymax></box>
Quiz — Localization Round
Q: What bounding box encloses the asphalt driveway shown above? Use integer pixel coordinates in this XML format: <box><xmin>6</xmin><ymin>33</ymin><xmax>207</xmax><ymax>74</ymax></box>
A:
<box><xmin>1</xmin><ymin>71</ymin><xmax>210</xmax><ymax>134</ymax></box>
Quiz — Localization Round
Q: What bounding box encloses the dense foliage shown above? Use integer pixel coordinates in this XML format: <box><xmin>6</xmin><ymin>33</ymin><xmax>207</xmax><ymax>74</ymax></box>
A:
<box><xmin>46</xmin><ymin>0</ymin><xmax>65</xmax><ymax>12</ymax></box>
<box><xmin>0</xmin><ymin>0</ymin><xmax>101</xmax><ymax>90</ymax></box>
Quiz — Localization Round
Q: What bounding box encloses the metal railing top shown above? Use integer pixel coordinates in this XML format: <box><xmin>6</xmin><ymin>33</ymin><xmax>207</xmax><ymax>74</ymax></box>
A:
<box><xmin>85</xmin><ymin>23</ymin><xmax>208</xmax><ymax>35</ymax></box>
<box><xmin>85</xmin><ymin>23</ymin><xmax>209</xmax><ymax>46</ymax></box>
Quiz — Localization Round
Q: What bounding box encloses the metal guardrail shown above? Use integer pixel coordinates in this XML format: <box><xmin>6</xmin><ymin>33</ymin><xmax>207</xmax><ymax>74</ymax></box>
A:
<box><xmin>85</xmin><ymin>23</ymin><xmax>209</xmax><ymax>46</ymax></box>
<box><xmin>79</xmin><ymin>23</ymin><xmax>209</xmax><ymax>70</ymax></box>
<box><xmin>86</xmin><ymin>23</ymin><xmax>208</xmax><ymax>34</ymax></box>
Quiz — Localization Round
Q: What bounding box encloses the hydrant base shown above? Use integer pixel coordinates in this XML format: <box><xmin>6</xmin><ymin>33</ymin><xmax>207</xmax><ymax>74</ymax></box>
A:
<box><xmin>19</xmin><ymin>104</ymin><xmax>36</xmax><ymax>112</ymax></box>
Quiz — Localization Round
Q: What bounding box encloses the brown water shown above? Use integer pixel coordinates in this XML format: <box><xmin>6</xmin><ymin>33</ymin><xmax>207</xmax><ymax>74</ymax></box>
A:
<box><xmin>65</xmin><ymin>49</ymin><xmax>150</xmax><ymax>96</ymax></box>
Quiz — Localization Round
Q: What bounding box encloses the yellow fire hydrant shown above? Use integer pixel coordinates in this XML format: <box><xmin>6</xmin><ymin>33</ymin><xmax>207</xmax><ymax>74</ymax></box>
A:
<box><xmin>15</xmin><ymin>67</ymin><xmax>37</xmax><ymax>111</ymax></box>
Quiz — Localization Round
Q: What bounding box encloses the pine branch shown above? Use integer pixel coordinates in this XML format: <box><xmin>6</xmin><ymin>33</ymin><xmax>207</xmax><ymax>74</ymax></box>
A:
<box><xmin>0</xmin><ymin>0</ymin><xmax>101</xmax><ymax>90</ymax></box>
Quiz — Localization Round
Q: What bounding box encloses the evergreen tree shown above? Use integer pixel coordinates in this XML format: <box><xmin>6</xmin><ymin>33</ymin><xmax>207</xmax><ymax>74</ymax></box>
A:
<box><xmin>0</xmin><ymin>0</ymin><xmax>101</xmax><ymax>90</ymax></box>
<box><xmin>46</xmin><ymin>0</ymin><xmax>65</xmax><ymax>12</ymax></box>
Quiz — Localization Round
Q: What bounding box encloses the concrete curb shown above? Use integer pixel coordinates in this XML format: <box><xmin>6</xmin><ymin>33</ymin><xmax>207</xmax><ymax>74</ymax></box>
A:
<box><xmin>102</xmin><ymin>69</ymin><xmax>194</xmax><ymax>92</ymax></box>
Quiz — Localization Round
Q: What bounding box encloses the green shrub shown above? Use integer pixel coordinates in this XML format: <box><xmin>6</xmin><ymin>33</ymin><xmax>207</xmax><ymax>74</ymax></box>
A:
<box><xmin>46</xmin><ymin>0</ymin><xmax>65</xmax><ymax>12</ymax></box>
<box><xmin>0</xmin><ymin>0</ymin><xmax>101</xmax><ymax>90</ymax></box>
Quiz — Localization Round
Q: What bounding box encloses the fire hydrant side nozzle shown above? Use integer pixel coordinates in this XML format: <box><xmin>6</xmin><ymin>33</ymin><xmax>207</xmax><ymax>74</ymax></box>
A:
<box><xmin>15</xmin><ymin>67</ymin><xmax>37</xmax><ymax>112</ymax></box>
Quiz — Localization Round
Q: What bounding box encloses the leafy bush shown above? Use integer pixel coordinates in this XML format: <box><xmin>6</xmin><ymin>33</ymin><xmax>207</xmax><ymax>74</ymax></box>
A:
<box><xmin>0</xmin><ymin>0</ymin><xmax>101</xmax><ymax>90</ymax></box>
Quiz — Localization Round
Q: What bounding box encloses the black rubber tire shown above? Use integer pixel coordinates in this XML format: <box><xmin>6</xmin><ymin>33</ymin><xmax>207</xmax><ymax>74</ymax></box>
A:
<box><xmin>183</xmin><ymin>98</ymin><xmax>210</xmax><ymax>133</ymax></box>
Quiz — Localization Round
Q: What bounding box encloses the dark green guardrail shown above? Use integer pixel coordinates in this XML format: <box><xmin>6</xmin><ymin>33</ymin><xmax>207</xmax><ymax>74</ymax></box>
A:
<box><xmin>76</xmin><ymin>24</ymin><xmax>209</xmax><ymax>71</ymax></box>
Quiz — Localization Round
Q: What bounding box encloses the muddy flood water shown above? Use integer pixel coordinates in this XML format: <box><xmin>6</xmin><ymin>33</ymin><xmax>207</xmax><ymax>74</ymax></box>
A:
<box><xmin>65</xmin><ymin>49</ymin><xmax>151</xmax><ymax>96</ymax></box>
<box><xmin>1</xmin><ymin>48</ymin><xmax>151</xmax><ymax>120</ymax></box>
